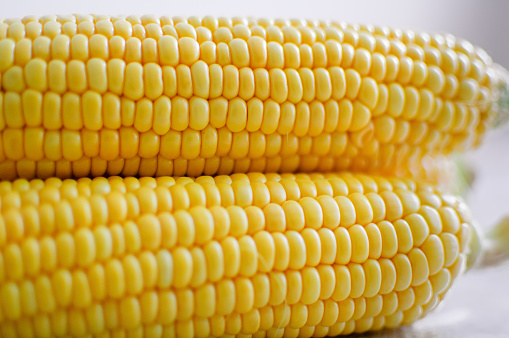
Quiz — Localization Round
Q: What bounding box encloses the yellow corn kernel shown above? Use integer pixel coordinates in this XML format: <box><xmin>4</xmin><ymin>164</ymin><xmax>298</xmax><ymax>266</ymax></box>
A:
<box><xmin>0</xmin><ymin>16</ymin><xmax>499</xmax><ymax>186</ymax></box>
<box><xmin>87</xmin><ymin>58</ymin><xmax>107</xmax><ymax>93</ymax></box>
<box><xmin>0</xmin><ymin>172</ymin><xmax>476</xmax><ymax>335</ymax></box>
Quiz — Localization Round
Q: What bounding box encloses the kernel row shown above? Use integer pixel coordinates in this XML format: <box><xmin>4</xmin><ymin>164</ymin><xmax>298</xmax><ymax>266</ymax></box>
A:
<box><xmin>1</xmin><ymin>122</ymin><xmax>450</xmax><ymax>158</ymax></box>
<box><xmin>0</xmin><ymin>257</ymin><xmax>461</xmax><ymax>326</ymax></box>
<box><xmin>0</xmin><ymin>32</ymin><xmax>494</xmax><ymax>91</ymax></box>
<box><xmin>0</xmin><ymin>139</ymin><xmax>456</xmax><ymax>184</ymax></box>
<box><xmin>0</xmin><ymin>252</ymin><xmax>450</xmax><ymax>315</ymax></box>
<box><xmin>0</xmin><ymin>171</ymin><xmax>423</xmax><ymax>195</ymax></box>
<box><xmin>0</xmin><ymin>93</ymin><xmax>482</xmax><ymax>163</ymax></box>
<box><xmin>1</xmin><ymin>88</ymin><xmax>480</xmax><ymax>133</ymax></box>
<box><xmin>0</xmin><ymin>204</ymin><xmax>465</xmax><ymax>271</ymax></box>
<box><xmin>0</xmin><ymin>128</ymin><xmax>459</xmax><ymax>177</ymax></box>
<box><xmin>0</xmin><ymin>171</ymin><xmax>472</xmax><ymax>225</ymax></box>
<box><xmin>0</xmin><ymin>59</ymin><xmax>485</xmax><ymax>120</ymax></box>
<box><xmin>0</xmin><ymin>175</ymin><xmax>467</xmax><ymax>227</ymax></box>
<box><xmin>0</xmin><ymin>224</ymin><xmax>463</xmax><ymax>296</ymax></box>
<box><xmin>0</xmin><ymin>178</ymin><xmax>470</xmax><ymax>275</ymax></box>
<box><xmin>0</xmin><ymin>291</ymin><xmax>448</xmax><ymax>338</ymax></box>
<box><xmin>0</xmin><ymin>15</ymin><xmax>491</xmax><ymax>69</ymax></box>
<box><xmin>0</xmin><ymin>316</ymin><xmax>403</xmax><ymax>337</ymax></box>
<box><xmin>0</xmin><ymin>142</ymin><xmax>445</xmax><ymax>183</ymax></box>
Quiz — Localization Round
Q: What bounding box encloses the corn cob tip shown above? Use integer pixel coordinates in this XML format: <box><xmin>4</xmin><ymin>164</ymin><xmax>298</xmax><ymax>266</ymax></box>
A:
<box><xmin>475</xmin><ymin>216</ymin><xmax>509</xmax><ymax>267</ymax></box>
<box><xmin>465</xmin><ymin>220</ymin><xmax>484</xmax><ymax>271</ymax></box>
<box><xmin>489</xmin><ymin>64</ymin><xmax>509</xmax><ymax>128</ymax></box>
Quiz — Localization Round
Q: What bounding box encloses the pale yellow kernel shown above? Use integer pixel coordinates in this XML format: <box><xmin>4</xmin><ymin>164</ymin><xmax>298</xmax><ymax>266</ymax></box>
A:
<box><xmin>373</xmin><ymin>116</ymin><xmax>396</xmax><ymax>144</ymax></box>
<box><xmin>24</xmin><ymin>58</ymin><xmax>48</xmax><ymax>92</ymax></box>
<box><xmin>430</xmin><ymin>268</ymin><xmax>451</xmax><ymax>295</ymax></box>
<box><xmin>171</xmin><ymin>22</ymin><xmax>194</xmax><ymax>39</ymax></box>
<box><xmin>120</xmin><ymin>297</ymin><xmax>141</xmax><ymax>329</ymax></box>
<box><xmin>349</xmin><ymin>193</ymin><xmax>374</xmax><ymax>225</ymax></box>
<box><xmin>427</xmin><ymin>65</ymin><xmax>445</xmax><ymax>94</ymax></box>
<box><xmin>214</xmin><ymin>42</ymin><xmax>231</xmax><ymax>66</ymax></box>
<box><xmin>1</xmin><ymin>282</ymin><xmax>21</xmax><ymax>320</ymax></box>
<box><xmin>363</xmin><ymin>259</ymin><xmax>382</xmax><ymax>298</ymax></box>
<box><xmin>90</xmin><ymin>227</ymin><xmax>112</xmax><ymax>263</ymax></box>
<box><xmin>114</xmin><ymin>19</ymin><xmax>132</xmax><ymax>39</ymax></box>
<box><xmin>392</xmin><ymin>253</ymin><xmax>412</xmax><ymax>291</ymax></box>
<box><xmin>71</xmin><ymin>270</ymin><xmax>92</xmax><ymax>308</ymax></box>
<box><xmin>242</xmin><ymin>36</ymin><xmax>267</xmax><ymax>69</ymax></box>
<box><xmin>408</xmin><ymin>248</ymin><xmax>429</xmax><ymax>286</ymax></box>
<box><xmin>250</xmin><ymin>68</ymin><xmax>269</xmax><ymax>102</ymax></box>
<box><xmin>302</xmin><ymin>228</ymin><xmax>322</xmax><ymax>266</ymax></box>
<box><xmin>330</xmin><ymin>227</ymin><xmax>351</xmax><ymax>267</ymax></box>
<box><xmin>14</xmin><ymin>38</ymin><xmax>32</xmax><ymax>68</ymax></box>
<box><xmin>176</xmin><ymin>64</ymin><xmax>193</xmax><ymax>99</ymax></box>
<box><xmin>104</xmin><ymin>260</ymin><xmax>125</xmax><ymax>299</ymax></box>
<box><xmin>442</xmin><ymin>74</ymin><xmax>459</xmax><ymax>99</ymax></box>
<box><xmin>229</xmin><ymin>38</ymin><xmax>250</xmax><ymax>68</ymax></box>
<box><xmin>364</xmin><ymin>223</ymin><xmax>382</xmax><ymax>260</ymax></box>
<box><xmin>397</xmin><ymin>288</ymin><xmax>415</xmax><ymax>313</ymax></box>
<box><xmin>385</xmin><ymin>83</ymin><xmax>405</xmax><ymax>118</ymax></box>
<box><xmin>188</xmin><ymin>207</ymin><xmax>213</xmax><ymax>245</ymax></box>
<box><xmin>142</xmin><ymin>63</ymin><xmax>163</xmax><ymax>100</ymax></box>
<box><xmin>296</xmin><ymin>68</ymin><xmax>314</xmax><ymax>103</ymax></box>
<box><xmin>379</xmin><ymin>258</ymin><xmax>396</xmax><ymax>294</ymax></box>
<box><xmin>153</xmin><ymin>211</ymin><xmax>175</xmax><ymax>247</ymax></box>
<box><xmin>440</xmin><ymin>232</ymin><xmax>460</xmax><ymax>267</ymax></box>
<box><xmin>312</xmin><ymin>68</ymin><xmax>330</xmax><ymax>102</ymax></box>
<box><xmin>347</xmin><ymin>263</ymin><xmax>365</xmax><ymax>299</ymax></box>
<box><xmin>239</xmin><ymin>67</ymin><xmax>255</xmax><ymax>101</ymax></box>
<box><xmin>347</xmin><ymin>224</ymin><xmax>368</xmax><ymax>264</ymax></box>
<box><xmin>88</xmin><ymin>35</ymin><xmax>109</xmax><ymax>61</ymax></box>
<box><xmin>32</xmin><ymin>36</ymin><xmax>51</xmax><ymax>61</ymax></box>
<box><xmin>3</xmin><ymin>65</ymin><xmax>25</xmax><ymax>93</ymax></box>
<box><xmin>0</xmin><ymin>39</ymin><xmax>15</xmax><ymax>72</ymax></box>
<box><xmin>4</xmin><ymin>243</ymin><xmax>24</xmax><ymax>281</ymax></box>
<box><xmin>378</xmin><ymin>190</ymin><xmax>402</xmax><ymax>221</ymax></box>
<box><xmin>205</xmin><ymin>65</ymin><xmax>222</xmax><ymax>100</ymax></box>
<box><xmin>398</xmin><ymin>56</ymin><xmax>414</xmax><ymax>84</ymax></box>
<box><xmin>19</xmin><ymin>280</ymin><xmax>37</xmax><ymax>319</ymax></box>
<box><xmin>352</xmin><ymin>48</ymin><xmax>371</xmax><ymax>76</ymax></box>
<box><xmin>270</xmin><ymin>68</ymin><xmax>288</xmax><ymax>104</ymax></box>
<box><xmin>298</xmin><ymin>196</ymin><xmax>323</xmax><ymax>229</ymax></box>
<box><xmin>70</xmin><ymin>34</ymin><xmax>89</xmax><ymax>60</ymax></box>
<box><xmin>349</xmin><ymin>101</ymin><xmax>371</xmax><ymax>132</ymax></box>
<box><xmin>300</xmin><ymin>267</ymin><xmax>320</xmax><ymax>305</ymax></box>
<box><xmin>38</xmin><ymin>236</ymin><xmax>56</xmax><ymax>272</ymax></box>
<box><xmin>404</xmin><ymin>213</ymin><xmax>429</xmax><ymax>247</ymax></box>
<box><xmin>124</xmin><ymin>37</ymin><xmax>142</xmax><ymax>64</ymax></box>
<box><xmin>200</xmin><ymin>41</ymin><xmax>217</xmax><ymax>65</ymax></box>
<box><xmin>393</xmin><ymin>218</ymin><xmax>413</xmax><ymax>254</ymax></box>
<box><xmin>74</xmin><ymin>228</ymin><xmax>96</xmax><ymax>267</ymax></box>
<box><xmin>147</xmin><ymin>251</ymin><xmax>170</xmax><ymax>292</ymax></box>
<box><xmin>179</xmin><ymin>37</ymin><xmax>200</xmax><ymax>66</ymax></box>
<box><xmin>158</xmin><ymin>36</ymin><xmax>179</xmax><ymax>66</ymax></box>
<box><xmin>311</xmin><ymin>42</ymin><xmax>326</xmax><ymax>68</ymax></box>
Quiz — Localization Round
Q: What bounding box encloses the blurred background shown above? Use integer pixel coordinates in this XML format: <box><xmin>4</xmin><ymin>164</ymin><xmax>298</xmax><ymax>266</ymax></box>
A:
<box><xmin>3</xmin><ymin>1</ymin><xmax>509</xmax><ymax>336</ymax></box>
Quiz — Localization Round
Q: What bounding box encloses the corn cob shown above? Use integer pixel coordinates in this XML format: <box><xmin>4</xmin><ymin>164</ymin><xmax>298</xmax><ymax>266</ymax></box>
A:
<box><xmin>0</xmin><ymin>15</ymin><xmax>501</xmax><ymax>180</ymax></box>
<box><xmin>0</xmin><ymin>172</ymin><xmax>476</xmax><ymax>337</ymax></box>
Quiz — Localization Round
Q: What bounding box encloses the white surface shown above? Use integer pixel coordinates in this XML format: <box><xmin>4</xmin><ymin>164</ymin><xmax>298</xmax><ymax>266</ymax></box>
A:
<box><xmin>2</xmin><ymin>1</ymin><xmax>509</xmax><ymax>336</ymax></box>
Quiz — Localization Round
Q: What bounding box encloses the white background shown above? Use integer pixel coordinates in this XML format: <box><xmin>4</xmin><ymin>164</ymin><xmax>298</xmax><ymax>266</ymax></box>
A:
<box><xmin>3</xmin><ymin>1</ymin><xmax>509</xmax><ymax>336</ymax></box>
